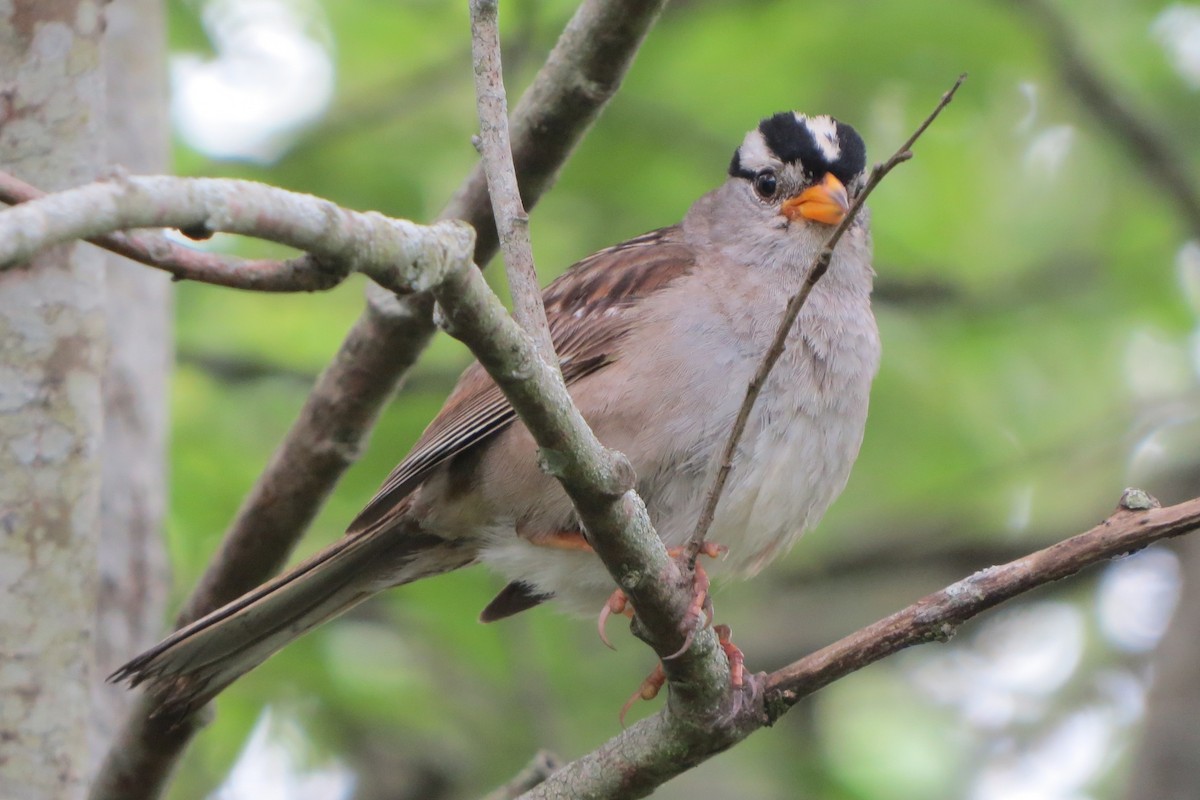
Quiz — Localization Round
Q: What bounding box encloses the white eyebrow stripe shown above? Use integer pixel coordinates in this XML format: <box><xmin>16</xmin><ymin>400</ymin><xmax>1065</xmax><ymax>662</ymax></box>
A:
<box><xmin>799</xmin><ymin>114</ymin><xmax>841</xmax><ymax>162</ymax></box>
<box><xmin>737</xmin><ymin>128</ymin><xmax>775</xmax><ymax>170</ymax></box>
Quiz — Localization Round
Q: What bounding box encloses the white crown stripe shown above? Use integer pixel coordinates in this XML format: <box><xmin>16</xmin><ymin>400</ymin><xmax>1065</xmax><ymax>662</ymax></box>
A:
<box><xmin>798</xmin><ymin>114</ymin><xmax>841</xmax><ymax>161</ymax></box>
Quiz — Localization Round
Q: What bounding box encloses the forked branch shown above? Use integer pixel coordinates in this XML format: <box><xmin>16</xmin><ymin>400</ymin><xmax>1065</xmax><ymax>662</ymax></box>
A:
<box><xmin>521</xmin><ymin>490</ymin><xmax>1200</xmax><ymax>799</ymax></box>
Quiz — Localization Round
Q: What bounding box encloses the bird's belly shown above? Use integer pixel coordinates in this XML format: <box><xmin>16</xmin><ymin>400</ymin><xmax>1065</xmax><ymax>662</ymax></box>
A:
<box><xmin>478</xmin><ymin>306</ymin><xmax>878</xmax><ymax>614</ymax></box>
<box><xmin>707</xmin><ymin>396</ymin><xmax>867</xmax><ymax>576</ymax></box>
<box><xmin>477</xmin><ymin>384</ymin><xmax>870</xmax><ymax>614</ymax></box>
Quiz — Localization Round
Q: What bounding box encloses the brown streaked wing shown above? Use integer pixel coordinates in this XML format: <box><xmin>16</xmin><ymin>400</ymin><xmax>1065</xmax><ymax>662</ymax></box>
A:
<box><xmin>346</xmin><ymin>226</ymin><xmax>695</xmax><ymax>535</ymax></box>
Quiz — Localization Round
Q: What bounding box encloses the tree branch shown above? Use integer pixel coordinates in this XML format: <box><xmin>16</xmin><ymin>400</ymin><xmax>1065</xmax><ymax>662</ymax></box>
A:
<box><xmin>446</xmin><ymin>0</ymin><xmax>670</xmax><ymax>259</ymax></box>
<box><xmin>686</xmin><ymin>73</ymin><xmax>968</xmax><ymax>560</ymax></box>
<box><xmin>20</xmin><ymin>57</ymin><xmax>1187</xmax><ymax>800</ymax></box>
<box><xmin>27</xmin><ymin>171</ymin><xmax>710</xmax><ymax>800</ymax></box>
<box><xmin>0</xmin><ymin>175</ymin><xmax>465</xmax><ymax>294</ymax></box>
<box><xmin>43</xmin><ymin>168</ymin><xmax>714</xmax><ymax>796</ymax></box>
<box><xmin>429</xmin><ymin>227</ymin><xmax>726</xmax><ymax>698</ymax></box>
<box><xmin>520</xmin><ymin>491</ymin><xmax>1200</xmax><ymax>799</ymax></box>
<box><xmin>72</xmin><ymin>62</ymin><xmax>966</xmax><ymax>800</ymax></box>
<box><xmin>763</xmin><ymin>489</ymin><xmax>1186</xmax><ymax>703</ymax></box>
<box><xmin>0</xmin><ymin>170</ymin><xmax>345</xmax><ymax>292</ymax></box>
<box><xmin>463</xmin><ymin>3</ymin><xmax>711</xmax><ymax>687</ymax></box>
<box><xmin>470</xmin><ymin>0</ymin><xmax>556</xmax><ymax>363</ymax></box>
<box><xmin>463</xmin><ymin>8</ymin><xmax>702</xmax><ymax>685</ymax></box>
<box><xmin>90</xmin><ymin>2</ymin><xmax>669</xmax><ymax>795</ymax></box>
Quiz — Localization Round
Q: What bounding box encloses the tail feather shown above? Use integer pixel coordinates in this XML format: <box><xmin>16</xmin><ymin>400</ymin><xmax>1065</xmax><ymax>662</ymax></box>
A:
<box><xmin>112</xmin><ymin>523</ymin><xmax>474</xmax><ymax>715</ymax></box>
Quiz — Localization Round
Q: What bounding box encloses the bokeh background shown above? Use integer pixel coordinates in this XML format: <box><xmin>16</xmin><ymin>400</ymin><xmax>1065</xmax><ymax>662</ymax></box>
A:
<box><xmin>158</xmin><ymin>1</ymin><xmax>1200</xmax><ymax>797</ymax></box>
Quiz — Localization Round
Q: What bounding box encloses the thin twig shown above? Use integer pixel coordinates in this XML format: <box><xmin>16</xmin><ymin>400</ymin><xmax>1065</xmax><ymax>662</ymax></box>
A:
<box><xmin>469</xmin><ymin>0</ymin><xmax>557</xmax><ymax>364</ymax></box>
<box><xmin>685</xmin><ymin>74</ymin><xmax>968</xmax><ymax>562</ymax></box>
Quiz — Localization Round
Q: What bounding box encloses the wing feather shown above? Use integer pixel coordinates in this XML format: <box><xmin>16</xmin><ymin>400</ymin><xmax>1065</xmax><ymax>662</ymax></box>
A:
<box><xmin>346</xmin><ymin>226</ymin><xmax>695</xmax><ymax>533</ymax></box>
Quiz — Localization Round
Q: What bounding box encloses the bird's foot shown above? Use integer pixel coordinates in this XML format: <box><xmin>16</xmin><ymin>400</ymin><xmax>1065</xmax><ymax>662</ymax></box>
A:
<box><xmin>714</xmin><ymin>623</ymin><xmax>745</xmax><ymax>688</ymax></box>
<box><xmin>596</xmin><ymin>541</ymin><xmax>727</xmax><ymax>651</ymax></box>
<box><xmin>618</xmin><ymin>624</ymin><xmax>746</xmax><ymax>726</ymax></box>
<box><xmin>620</xmin><ymin>662</ymin><xmax>666</xmax><ymax>727</ymax></box>
<box><xmin>597</xmin><ymin>587</ymin><xmax>633</xmax><ymax>650</ymax></box>
<box><xmin>602</xmin><ymin>541</ymin><xmax>737</xmax><ymax>724</ymax></box>
<box><xmin>663</xmin><ymin>541</ymin><xmax>726</xmax><ymax>659</ymax></box>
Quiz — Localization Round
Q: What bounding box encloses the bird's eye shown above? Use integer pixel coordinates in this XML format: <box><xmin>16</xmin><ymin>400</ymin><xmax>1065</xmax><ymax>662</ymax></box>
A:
<box><xmin>753</xmin><ymin>170</ymin><xmax>778</xmax><ymax>200</ymax></box>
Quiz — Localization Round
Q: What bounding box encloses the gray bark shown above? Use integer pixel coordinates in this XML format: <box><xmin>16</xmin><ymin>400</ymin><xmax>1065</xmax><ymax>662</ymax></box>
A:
<box><xmin>91</xmin><ymin>0</ymin><xmax>171</xmax><ymax>771</ymax></box>
<box><xmin>0</xmin><ymin>2</ymin><xmax>108</xmax><ymax>798</ymax></box>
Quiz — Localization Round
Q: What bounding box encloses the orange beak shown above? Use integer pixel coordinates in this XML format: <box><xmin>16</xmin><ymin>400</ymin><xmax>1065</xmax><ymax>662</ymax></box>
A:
<box><xmin>780</xmin><ymin>172</ymin><xmax>849</xmax><ymax>226</ymax></box>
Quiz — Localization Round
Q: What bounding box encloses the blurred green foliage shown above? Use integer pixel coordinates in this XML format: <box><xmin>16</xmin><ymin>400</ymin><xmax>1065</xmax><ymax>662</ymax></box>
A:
<box><xmin>160</xmin><ymin>0</ymin><xmax>1200</xmax><ymax>797</ymax></box>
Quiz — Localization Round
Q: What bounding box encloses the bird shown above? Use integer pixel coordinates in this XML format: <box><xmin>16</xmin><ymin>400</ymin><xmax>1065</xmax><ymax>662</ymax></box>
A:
<box><xmin>114</xmin><ymin>111</ymin><xmax>881</xmax><ymax>715</ymax></box>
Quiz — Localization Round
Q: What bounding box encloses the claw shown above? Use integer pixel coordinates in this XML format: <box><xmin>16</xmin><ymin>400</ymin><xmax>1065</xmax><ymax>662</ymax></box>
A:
<box><xmin>695</xmin><ymin>541</ymin><xmax>729</xmax><ymax>561</ymax></box>
<box><xmin>663</xmin><ymin>627</ymin><xmax>695</xmax><ymax>661</ymax></box>
<box><xmin>597</xmin><ymin>588</ymin><xmax>629</xmax><ymax>650</ymax></box>
<box><xmin>663</xmin><ymin>558</ymin><xmax>714</xmax><ymax>659</ymax></box>
<box><xmin>614</xmin><ymin>544</ymin><xmax>747</xmax><ymax>723</ymax></box>
<box><xmin>619</xmin><ymin>662</ymin><xmax>666</xmax><ymax>727</ymax></box>
<box><xmin>715</xmin><ymin>624</ymin><xmax>745</xmax><ymax>687</ymax></box>
<box><xmin>666</xmin><ymin>541</ymin><xmax>727</xmax><ymax>563</ymax></box>
<box><xmin>619</xmin><ymin>629</ymin><xmax>747</xmax><ymax>724</ymax></box>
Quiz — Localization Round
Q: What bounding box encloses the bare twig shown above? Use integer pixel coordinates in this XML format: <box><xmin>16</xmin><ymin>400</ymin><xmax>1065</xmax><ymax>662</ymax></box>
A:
<box><xmin>469</xmin><ymin>0</ymin><xmax>556</xmax><ymax>363</ymax></box>
<box><xmin>521</xmin><ymin>491</ymin><xmax>1200</xmax><ymax>799</ymax></box>
<box><xmin>447</xmin><ymin>0</ymin><xmax>670</xmax><ymax>260</ymax></box>
<box><xmin>686</xmin><ymin>74</ymin><xmax>968</xmax><ymax>561</ymax></box>
<box><xmin>1010</xmin><ymin>0</ymin><xmax>1200</xmax><ymax>236</ymax></box>
<box><xmin>91</xmin><ymin>3</ymin><xmax>670</xmax><ymax>797</ymax></box>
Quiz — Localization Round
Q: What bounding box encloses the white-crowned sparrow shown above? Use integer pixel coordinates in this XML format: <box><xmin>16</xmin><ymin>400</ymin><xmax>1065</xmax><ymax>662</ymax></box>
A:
<box><xmin>115</xmin><ymin>112</ymin><xmax>880</xmax><ymax>712</ymax></box>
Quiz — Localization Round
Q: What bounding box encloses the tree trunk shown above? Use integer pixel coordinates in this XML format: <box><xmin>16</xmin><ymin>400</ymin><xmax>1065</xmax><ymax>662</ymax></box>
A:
<box><xmin>0</xmin><ymin>2</ymin><xmax>108</xmax><ymax>798</ymax></box>
<box><xmin>1124</xmin><ymin>537</ymin><xmax>1200</xmax><ymax>800</ymax></box>
<box><xmin>91</xmin><ymin>0</ymin><xmax>171</xmax><ymax>772</ymax></box>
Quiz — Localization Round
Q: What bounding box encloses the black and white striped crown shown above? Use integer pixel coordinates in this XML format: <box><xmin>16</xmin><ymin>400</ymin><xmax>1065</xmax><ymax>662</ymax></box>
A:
<box><xmin>729</xmin><ymin>113</ymin><xmax>866</xmax><ymax>186</ymax></box>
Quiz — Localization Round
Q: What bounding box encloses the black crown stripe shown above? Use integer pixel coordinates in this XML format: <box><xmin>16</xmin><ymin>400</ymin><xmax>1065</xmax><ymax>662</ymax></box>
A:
<box><xmin>727</xmin><ymin>113</ymin><xmax>866</xmax><ymax>186</ymax></box>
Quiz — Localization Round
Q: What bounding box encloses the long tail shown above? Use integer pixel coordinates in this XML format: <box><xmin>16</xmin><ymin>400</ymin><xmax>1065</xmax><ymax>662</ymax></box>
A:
<box><xmin>111</xmin><ymin>521</ymin><xmax>474</xmax><ymax>715</ymax></box>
